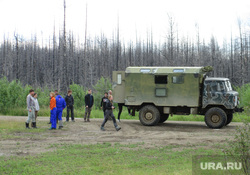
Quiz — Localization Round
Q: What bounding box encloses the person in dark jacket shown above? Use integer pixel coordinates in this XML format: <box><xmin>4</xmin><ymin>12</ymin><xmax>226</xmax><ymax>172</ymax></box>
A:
<box><xmin>84</xmin><ymin>89</ymin><xmax>94</xmax><ymax>122</ymax></box>
<box><xmin>65</xmin><ymin>90</ymin><xmax>74</xmax><ymax>122</ymax></box>
<box><xmin>100</xmin><ymin>92</ymin><xmax>108</xmax><ymax>118</ymax></box>
<box><xmin>100</xmin><ymin>95</ymin><xmax>121</xmax><ymax>131</ymax></box>
<box><xmin>56</xmin><ymin>94</ymin><xmax>66</xmax><ymax>129</ymax></box>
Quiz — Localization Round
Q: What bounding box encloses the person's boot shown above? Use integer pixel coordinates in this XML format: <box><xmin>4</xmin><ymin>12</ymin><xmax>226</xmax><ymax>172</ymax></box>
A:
<box><xmin>58</xmin><ymin>120</ymin><xmax>63</xmax><ymax>129</ymax></box>
<box><xmin>87</xmin><ymin>118</ymin><xmax>90</xmax><ymax>122</ymax></box>
<box><xmin>25</xmin><ymin>122</ymin><xmax>30</xmax><ymax>129</ymax></box>
<box><xmin>32</xmin><ymin>122</ymin><xmax>37</xmax><ymax>128</ymax></box>
<box><xmin>100</xmin><ymin>126</ymin><xmax>105</xmax><ymax>131</ymax></box>
<box><xmin>115</xmin><ymin>125</ymin><xmax>121</xmax><ymax>131</ymax></box>
<box><xmin>49</xmin><ymin>127</ymin><xmax>56</xmax><ymax>130</ymax></box>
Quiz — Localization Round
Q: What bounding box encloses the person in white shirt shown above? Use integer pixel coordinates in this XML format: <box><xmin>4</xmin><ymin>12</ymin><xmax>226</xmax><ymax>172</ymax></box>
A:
<box><xmin>31</xmin><ymin>93</ymin><xmax>40</xmax><ymax>128</ymax></box>
<box><xmin>26</xmin><ymin>89</ymin><xmax>35</xmax><ymax>129</ymax></box>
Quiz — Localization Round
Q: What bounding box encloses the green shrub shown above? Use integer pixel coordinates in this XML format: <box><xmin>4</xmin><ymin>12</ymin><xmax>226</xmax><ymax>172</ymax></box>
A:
<box><xmin>236</xmin><ymin>83</ymin><xmax>250</xmax><ymax>115</ymax></box>
<box><xmin>69</xmin><ymin>83</ymin><xmax>86</xmax><ymax>108</ymax></box>
<box><xmin>93</xmin><ymin>77</ymin><xmax>112</xmax><ymax>109</ymax></box>
<box><xmin>224</xmin><ymin>121</ymin><xmax>250</xmax><ymax>174</ymax></box>
<box><xmin>0</xmin><ymin>77</ymin><xmax>10</xmax><ymax>113</ymax></box>
<box><xmin>7</xmin><ymin>80</ymin><xmax>23</xmax><ymax>106</ymax></box>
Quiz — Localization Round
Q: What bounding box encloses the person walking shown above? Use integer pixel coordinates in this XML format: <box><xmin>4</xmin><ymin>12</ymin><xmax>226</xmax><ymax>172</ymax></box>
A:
<box><xmin>100</xmin><ymin>95</ymin><xmax>121</xmax><ymax>131</ymax></box>
<box><xmin>31</xmin><ymin>93</ymin><xmax>40</xmax><ymax>127</ymax></box>
<box><xmin>49</xmin><ymin>92</ymin><xmax>57</xmax><ymax>130</ymax></box>
<box><xmin>56</xmin><ymin>93</ymin><xmax>66</xmax><ymax>129</ymax></box>
<box><xmin>84</xmin><ymin>89</ymin><xmax>94</xmax><ymax>122</ymax></box>
<box><xmin>25</xmin><ymin>89</ymin><xmax>36</xmax><ymax>129</ymax></box>
<box><xmin>100</xmin><ymin>92</ymin><xmax>108</xmax><ymax>118</ymax></box>
<box><xmin>65</xmin><ymin>90</ymin><xmax>74</xmax><ymax>122</ymax></box>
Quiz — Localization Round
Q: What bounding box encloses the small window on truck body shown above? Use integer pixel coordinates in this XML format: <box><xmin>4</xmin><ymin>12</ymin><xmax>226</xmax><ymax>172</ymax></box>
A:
<box><xmin>140</xmin><ymin>69</ymin><xmax>151</xmax><ymax>73</ymax></box>
<box><xmin>173</xmin><ymin>69</ymin><xmax>184</xmax><ymax>73</ymax></box>
<box><xmin>117</xmin><ymin>74</ymin><xmax>122</xmax><ymax>84</ymax></box>
<box><xmin>172</xmin><ymin>76</ymin><xmax>184</xmax><ymax>84</ymax></box>
<box><xmin>155</xmin><ymin>75</ymin><xmax>168</xmax><ymax>84</ymax></box>
<box><xmin>155</xmin><ymin>88</ymin><xmax>166</xmax><ymax>97</ymax></box>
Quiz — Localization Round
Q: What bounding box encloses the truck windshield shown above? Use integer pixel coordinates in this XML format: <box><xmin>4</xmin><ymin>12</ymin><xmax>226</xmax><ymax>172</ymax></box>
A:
<box><xmin>225</xmin><ymin>80</ymin><xmax>232</xmax><ymax>91</ymax></box>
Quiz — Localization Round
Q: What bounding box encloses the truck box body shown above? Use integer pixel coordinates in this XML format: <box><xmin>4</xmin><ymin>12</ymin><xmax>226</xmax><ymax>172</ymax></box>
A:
<box><xmin>113</xmin><ymin>67</ymin><xmax>205</xmax><ymax>107</ymax></box>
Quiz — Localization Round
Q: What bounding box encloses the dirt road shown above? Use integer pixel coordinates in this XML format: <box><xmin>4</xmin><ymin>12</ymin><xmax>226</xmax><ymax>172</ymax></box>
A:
<box><xmin>0</xmin><ymin>116</ymin><xmax>241</xmax><ymax>157</ymax></box>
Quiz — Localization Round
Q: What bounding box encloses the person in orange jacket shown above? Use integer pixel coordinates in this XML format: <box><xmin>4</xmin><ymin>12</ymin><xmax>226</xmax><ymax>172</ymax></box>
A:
<box><xmin>49</xmin><ymin>92</ymin><xmax>57</xmax><ymax>130</ymax></box>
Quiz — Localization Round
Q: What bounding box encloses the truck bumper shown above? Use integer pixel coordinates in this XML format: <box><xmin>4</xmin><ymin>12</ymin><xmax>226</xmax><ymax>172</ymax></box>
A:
<box><xmin>234</xmin><ymin>107</ymin><xmax>244</xmax><ymax>113</ymax></box>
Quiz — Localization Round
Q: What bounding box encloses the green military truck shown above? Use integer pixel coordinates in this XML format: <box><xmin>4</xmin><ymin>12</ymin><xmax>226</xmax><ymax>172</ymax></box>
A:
<box><xmin>112</xmin><ymin>66</ymin><xmax>243</xmax><ymax>129</ymax></box>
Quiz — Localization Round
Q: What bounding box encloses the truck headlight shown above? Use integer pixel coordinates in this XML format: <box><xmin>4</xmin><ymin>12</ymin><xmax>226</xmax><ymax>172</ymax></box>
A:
<box><xmin>233</xmin><ymin>96</ymin><xmax>238</xmax><ymax>106</ymax></box>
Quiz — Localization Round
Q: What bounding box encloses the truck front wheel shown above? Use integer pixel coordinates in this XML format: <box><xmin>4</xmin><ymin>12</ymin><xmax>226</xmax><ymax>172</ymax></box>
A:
<box><xmin>205</xmin><ymin>107</ymin><xmax>227</xmax><ymax>129</ymax></box>
<box><xmin>139</xmin><ymin>105</ymin><xmax>160</xmax><ymax>126</ymax></box>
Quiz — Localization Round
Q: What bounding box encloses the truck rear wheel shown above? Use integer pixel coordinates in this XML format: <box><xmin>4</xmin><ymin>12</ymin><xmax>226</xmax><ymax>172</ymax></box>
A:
<box><xmin>225</xmin><ymin>114</ymin><xmax>233</xmax><ymax>126</ymax></box>
<box><xmin>205</xmin><ymin>107</ymin><xmax>227</xmax><ymax>129</ymax></box>
<box><xmin>159</xmin><ymin>114</ymin><xmax>169</xmax><ymax>123</ymax></box>
<box><xmin>139</xmin><ymin>105</ymin><xmax>160</xmax><ymax>126</ymax></box>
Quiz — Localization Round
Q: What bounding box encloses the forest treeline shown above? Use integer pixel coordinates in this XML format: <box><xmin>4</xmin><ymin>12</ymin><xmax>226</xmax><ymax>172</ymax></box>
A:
<box><xmin>0</xmin><ymin>16</ymin><xmax>249</xmax><ymax>91</ymax></box>
<box><xmin>0</xmin><ymin>76</ymin><xmax>249</xmax><ymax>115</ymax></box>
<box><xmin>0</xmin><ymin>76</ymin><xmax>112</xmax><ymax>114</ymax></box>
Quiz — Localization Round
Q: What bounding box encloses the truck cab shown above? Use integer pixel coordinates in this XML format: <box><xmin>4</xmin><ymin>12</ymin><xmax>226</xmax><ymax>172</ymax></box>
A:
<box><xmin>203</xmin><ymin>78</ymin><xmax>239</xmax><ymax>110</ymax></box>
<box><xmin>201</xmin><ymin>78</ymin><xmax>241</xmax><ymax>128</ymax></box>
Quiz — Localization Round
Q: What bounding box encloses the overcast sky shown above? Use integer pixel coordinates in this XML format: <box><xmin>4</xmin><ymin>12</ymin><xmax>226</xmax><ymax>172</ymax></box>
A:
<box><xmin>0</xmin><ymin>0</ymin><xmax>250</xmax><ymax>45</ymax></box>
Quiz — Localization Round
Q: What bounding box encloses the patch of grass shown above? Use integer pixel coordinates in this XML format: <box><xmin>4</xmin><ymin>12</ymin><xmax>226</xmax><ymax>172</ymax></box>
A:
<box><xmin>0</xmin><ymin>142</ymin><xmax>224</xmax><ymax>175</ymax></box>
<box><xmin>0</xmin><ymin>120</ymin><xmax>50</xmax><ymax>140</ymax></box>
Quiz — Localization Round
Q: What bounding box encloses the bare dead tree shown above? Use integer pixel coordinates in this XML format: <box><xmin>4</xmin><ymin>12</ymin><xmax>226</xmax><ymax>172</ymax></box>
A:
<box><xmin>238</xmin><ymin>18</ymin><xmax>244</xmax><ymax>85</ymax></box>
<box><xmin>62</xmin><ymin>0</ymin><xmax>67</xmax><ymax>91</ymax></box>
<box><xmin>116</xmin><ymin>14</ymin><xmax>120</xmax><ymax>70</ymax></box>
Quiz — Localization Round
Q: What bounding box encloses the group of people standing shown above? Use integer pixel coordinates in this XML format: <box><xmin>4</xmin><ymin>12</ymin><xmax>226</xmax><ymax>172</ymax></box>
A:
<box><xmin>25</xmin><ymin>89</ymin><xmax>122</xmax><ymax>131</ymax></box>
<box><xmin>49</xmin><ymin>90</ymin><xmax>75</xmax><ymax>129</ymax></box>
<box><xmin>25</xmin><ymin>89</ymin><xmax>74</xmax><ymax>129</ymax></box>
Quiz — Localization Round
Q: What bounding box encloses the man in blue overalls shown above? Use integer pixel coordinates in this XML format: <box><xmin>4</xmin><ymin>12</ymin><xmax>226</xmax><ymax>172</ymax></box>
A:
<box><xmin>56</xmin><ymin>93</ymin><xmax>66</xmax><ymax>129</ymax></box>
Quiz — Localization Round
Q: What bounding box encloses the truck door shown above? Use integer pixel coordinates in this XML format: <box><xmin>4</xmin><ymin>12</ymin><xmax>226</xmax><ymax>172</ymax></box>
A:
<box><xmin>112</xmin><ymin>71</ymin><xmax>125</xmax><ymax>104</ymax></box>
